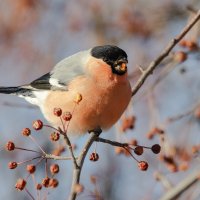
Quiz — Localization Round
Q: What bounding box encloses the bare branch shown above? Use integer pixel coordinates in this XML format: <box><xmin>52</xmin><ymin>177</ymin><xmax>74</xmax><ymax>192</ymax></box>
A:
<box><xmin>131</xmin><ymin>9</ymin><xmax>200</xmax><ymax>96</ymax></box>
<box><xmin>68</xmin><ymin>131</ymin><xmax>101</xmax><ymax>200</ymax></box>
<box><xmin>63</xmin><ymin>133</ymin><xmax>79</xmax><ymax>169</ymax></box>
<box><xmin>57</xmin><ymin>127</ymin><xmax>78</xmax><ymax>168</ymax></box>
<box><xmin>166</xmin><ymin>103</ymin><xmax>200</xmax><ymax>124</ymax></box>
<box><xmin>154</xmin><ymin>171</ymin><xmax>173</xmax><ymax>190</ymax></box>
<box><xmin>159</xmin><ymin>170</ymin><xmax>200</xmax><ymax>200</ymax></box>
<box><xmin>43</xmin><ymin>154</ymin><xmax>74</xmax><ymax>160</ymax></box>
<box><xmin>95</xmin><ymin>137</ymin><xmax>128</xmax><ymax>148</ymax></box>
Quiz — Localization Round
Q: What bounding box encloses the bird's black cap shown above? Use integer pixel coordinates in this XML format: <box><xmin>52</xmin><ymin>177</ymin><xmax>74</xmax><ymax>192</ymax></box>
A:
<box><xmin>91</xmin><ymin>45</ymin><xmax>128</xmax><ymax>75</ymax></box>
<box><xmin>91</xmin><ymin>45</ymin><xmax>127</xmax><ymax>64</ymax></box>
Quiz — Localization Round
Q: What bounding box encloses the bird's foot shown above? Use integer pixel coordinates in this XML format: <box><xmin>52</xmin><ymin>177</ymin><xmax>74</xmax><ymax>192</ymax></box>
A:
<box><xmin>88</xmin><ymin>127</ymin><xmax>102</xmax><ymax>135</ymax></box>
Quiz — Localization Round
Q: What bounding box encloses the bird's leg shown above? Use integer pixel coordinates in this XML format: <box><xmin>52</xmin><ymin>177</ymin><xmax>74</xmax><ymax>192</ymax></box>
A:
<box><xmin>88</xmin><ymin>126</ymin><xmax>102</xmax><ymax>135</ymax></box>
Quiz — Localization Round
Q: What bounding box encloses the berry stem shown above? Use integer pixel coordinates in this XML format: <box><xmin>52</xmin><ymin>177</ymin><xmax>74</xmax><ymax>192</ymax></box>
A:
<box><xmin>17</xmin><ymin>156</ymin><xmax>41</xmax><ymax>165</ymax></box>
<box><xmin>15</xmin><ymin>147</ymin><xmax>41</xmax><ymax>154</ymax></box>
<box><xmin>45</xmin><ymin>159</ymin><xmax>48</xmax><ymax>177</ymax></box>
<box><xmin>64</xmin><ymin>103</ymin><xmax>77</xmax><ymax>134</ymax></box>
<box><xmin>59</xmin><ymin>116</ymin><xmax>66</xmax><ymax>132</ymax></box>
<box><xmin>43</xmin><ymin>124</ymin><xmax>60</xmax><ymax>132</ymax></box>
<box><xmin>44</xmin><ymin>154</ymin><xmax>74</xmax><ymax>160</ymax></box>
<box><xmin>124</xmin><ymin>147</ymin><xmax>140</xmax><ymax>162</ymax></box>
<box><xmin>25</xmin><ymin>188</ymin><xmax>35</xmax><ymax>200</ymax></box>
<box><xmin>31</xmin><ymin>174</ymin><xmax>40</xmax><ymax>199</ymax></box>
<box><xmin>95</xmin><ymin>137</ymin><xmax>128</xmax><ymax>148</ymax></box>
<box><xmin>29</xmin><ymin>135</ymin><xmax>46</xmax><ymax>154</ymax></box>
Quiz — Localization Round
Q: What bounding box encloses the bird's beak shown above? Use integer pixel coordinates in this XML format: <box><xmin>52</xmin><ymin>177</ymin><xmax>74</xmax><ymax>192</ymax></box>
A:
<box><xmin>119</xmin><ymin>62</ymin><xmax>127</xmax><ymax>73</ymax></box>
<box><xmin>114</xmin><ymin>58</ymin><xmax>128</xmax><ymax>74</ymax></box>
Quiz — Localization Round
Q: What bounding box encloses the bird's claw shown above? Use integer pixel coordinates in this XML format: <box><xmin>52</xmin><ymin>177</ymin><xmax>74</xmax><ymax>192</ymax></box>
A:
<box><xmin>88</xmin><ymin>127</ymin><xmax>102</xmax><ymax>135</ymax></box>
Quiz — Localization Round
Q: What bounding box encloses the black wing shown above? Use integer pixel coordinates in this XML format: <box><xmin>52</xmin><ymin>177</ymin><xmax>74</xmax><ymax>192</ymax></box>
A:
<box><xmin>30</xmin><ymin>73</ymin><xmax>52</xmax><ymax>90</ymax></box>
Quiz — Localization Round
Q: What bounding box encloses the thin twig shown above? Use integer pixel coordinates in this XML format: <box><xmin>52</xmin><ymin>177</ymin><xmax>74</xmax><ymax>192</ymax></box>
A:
<box><xmin>43</xmin><ymin>124</ymin><xmax>60</xmax><ymax>132</ymax></box>
<box><xmin>123</xmin><ymin>146</ymin><xmax>139</xmax><ymax>162</ymax></box>
<box><xmin>44</xmin><ymin>153</ymin><xmax>74</xmax><ymax>160</ymax></box>
<box><xmin>61</xmin><ymin>104</ymin><xmax>79</xmax><ymax>168</ymax></box>
<box><xmin>17</xmin><ymin>156</ymin><xmax>41</xmax><ymax>165</ymax></box>
<box><xmin>25</xmin><ymin>188</ymin><xmax>35</xmax><ymax>200</ymax></box>
<box><xmin>29</xmin><ymin>135</ymin><xmax>46</xmax><ymax>154</ymax></box>
<box><xmin>45</xmin><ymin>159</ymin><xmax>48</xmax><ymax>177</ymax></box>
<box><xmin>68</xmin><ymin>131</ymin><xmax>101</xmax><ymax>200</ymax></box>
<box><xmin>63</xmin><ymin>134</ymin><xmax>79</xmax><ymax>169</ymax></box>
<box><xmin>65</xmin><ymin>103</ymin><xmax>77</xmax><ymax>133</ymax></box>
<box><xmin>165</xmin><ymin>103</ymin><xmax>200</xmax><ymax>123</ymax></box>
<box><xmin>15</xmin><ymin>147</ymin><xmax>41</xmax><ymax>154</ymax></box>
<box><xmin>131</xmin><ymin>9</ymin><xmax>200</xmax><ymax>96</ymax></box>
<box><xmin>95</xmin><ymin>137</ymin><xmax>128</xmax><ymax>148</ymax></box>
<box><xmin>154</xmin><ymin>171</ymin><xmax>173</xmax><ymax>190</ymax></box>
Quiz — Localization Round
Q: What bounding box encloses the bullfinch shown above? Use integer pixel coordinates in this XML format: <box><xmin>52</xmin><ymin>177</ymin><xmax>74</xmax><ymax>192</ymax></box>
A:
<box><xmin>0</xmin><ymin>45</ymin><xmax>132</xmax><ymax>134</ymax></box>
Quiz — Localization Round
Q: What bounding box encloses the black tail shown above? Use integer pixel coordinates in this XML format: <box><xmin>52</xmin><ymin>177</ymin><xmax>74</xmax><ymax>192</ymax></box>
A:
<box><xmin>0</xmin><ymin>86</ymin><xmax>32</xmax><ymax>96</ymax></box>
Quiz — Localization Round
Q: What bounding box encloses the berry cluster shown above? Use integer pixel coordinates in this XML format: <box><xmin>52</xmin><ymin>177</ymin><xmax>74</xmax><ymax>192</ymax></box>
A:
<box><xmin>89</xmin><ymin>137</ymin><xmax>161</xmax><ymax>171</ymax></box>
<box><xmin>4</xmin><ymin>106</ymin><xmax>77</xmax><ymax>197</ymax></box>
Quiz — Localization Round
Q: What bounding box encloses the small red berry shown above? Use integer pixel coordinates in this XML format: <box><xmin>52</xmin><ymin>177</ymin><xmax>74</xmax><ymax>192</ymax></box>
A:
<box><xmin>50</xmin><ymin>132</ymin><xmax>60</xmax><ymax>141</ymax></box>
<box><xmin>62</xmin><ymin>112</ymin><xmax>72</xmax><ymax>121</ymax></box>
<box><xmin>8</xmin><ymin>161</ymin><xmax>18</xmax><ymax>169</ymax></box>
<box><xmin>49</xmin><ymin>178</ymin><xmax>59</xmax><ymax>188</ymax></box>
<box><xmin>115</xmin><ymin>147</ymin><xmax>124</xmax><ymax>155</ymax></box>
<box><xmin>185</xmin><ymin>40</ymin><xmax>198</xmax><ymax>51</ymax></box>
<box><xmin>90</xmin><ymin>175</ymin><xmax>97</xmax><ymax>184</ymax></box>
<box><xmin>15</xmin><ymin>179</ymin><xmax>26</xmax><ymax>191</ymax></box>
<box><xmin>138</xmin><ymin>161</ymin><xmax>148</xmax><ymax>171</ymax></box>
<box><xmin>174</xmin><ymin>51</ymin><xmax>187</xmax><ymax>63</ymax></box>
<box><xmin>151</xmin><ymin>144</ymin><xmax>161</xmax><ymax>154</ymax></box>
<box><xmin>134</xmin><ymin>146</ymin><xmax>144</xmax><ymax>155</ymax></box>
<box><xmin>179</xmin><ymin>39</ymin><xmax>187</xmax><ymax>47</ymax></box>
<box><xmin>21</xmin><ymin>128</ymin><xmax>31</xmax><ymax>136</ymax></box>
<box><xmin>129</xmin><ymin>139</ymin><xmax>138</xmax><ymax>146</ymax></box>
<box><xmin>89</xmin><ymin>152</ymin><xmax>99</xmax><ymax>162</ymax></box>
<box><xmin>121</xmin><ymin>116</ymin><xmax>136</xmax><ymax>132</ymax></box>
<box><xmin>194</xmin><ymin>107</ymin><xmax>200</xmax><ymax>119</ymax></box>
<box><xmin>50</xmin><ymin>164</ymin><xmax>60</xmax><ymax>174</ymax></box>
<box><xmin>192</xmin><ymin>145</ymin><xmax>200</xmax><ymax>154</ymax></box>
<box><xmin>178</xmin><ymin>163</ymin><xmax>189</xmax><ymax>171</ymax></box>
<box><xmin>146</xmin><ymin>127</ymin><xmax>164</xmax><ymax>139</ymax></box>
<box><xmin>32</xmin><ymin>120</ymin><xmax>43</xmax><ymax>130</ymax></box>
<box><xmin>53</xmin><ymin>108</ymin><xmax>62</xmax><ymax>117</ymax></box>
<box><xmin>42</xmin><ymin>177</ymin><xmax>50</xmax><ymax>188</ymax></box>
<box><xmin>36</xmin><ymin>183</ymin><xmax>42</xmax><ymax>190</ymax></box>
<box><xmin>26</xmin><ymin>164</ymin><xmax>36</xmax><ymax>174</ymax></box>
<box><xmin>5</xmin><ymin>141</ymin><xmax>15</xmax><ymax>151</ymax></box>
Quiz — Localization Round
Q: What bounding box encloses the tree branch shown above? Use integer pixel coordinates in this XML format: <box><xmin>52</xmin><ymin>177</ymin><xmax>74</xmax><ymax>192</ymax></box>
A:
<box><xmin>68</xmin><ymin>130</ymin><xmax>101</xmax><ymax>200</ymax></box>
<box><xmin>131</xmin><ymin>9</ymin><xmax>200</xmax><ymax>96</ymax></box>
<box><xmin>95</xmin><ymin>137</ymin><xmax>128</xmax><ymax>148</ymax></box>
<box><xmin>63</xmin><ymin>133</ymin><xmax>79</xmax><ymax>169</ymax></box>
<box><xmin>43</xmin><ymin>154</ymin><xmax>74</xmax><ymax>160</ymax></box>
<box><xmin>159</xmin><ymin>170</ymin><xmax>200</xmax><ymax>200</ymax></box>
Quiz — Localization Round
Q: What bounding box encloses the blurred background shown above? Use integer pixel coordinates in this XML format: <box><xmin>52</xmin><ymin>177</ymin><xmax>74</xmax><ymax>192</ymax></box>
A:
<box><xmin>0</xmin><ymin>0</ymin><xmax>200</xmax><ymax>199</ymax></box>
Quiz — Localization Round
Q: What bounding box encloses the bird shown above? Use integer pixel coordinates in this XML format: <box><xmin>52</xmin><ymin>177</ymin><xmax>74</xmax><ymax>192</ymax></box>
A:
<box><xmin>0</xmin><ymin>45</ymin><xmax>132</xmax><ymax>135</ymax></box>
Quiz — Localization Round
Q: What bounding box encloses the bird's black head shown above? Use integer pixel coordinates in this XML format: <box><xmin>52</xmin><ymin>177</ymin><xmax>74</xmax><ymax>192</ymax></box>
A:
<box><xmin>91</xmin><ymin>45</ymin><xmax>128</xmax><ymax>75</ymax></box>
